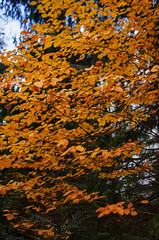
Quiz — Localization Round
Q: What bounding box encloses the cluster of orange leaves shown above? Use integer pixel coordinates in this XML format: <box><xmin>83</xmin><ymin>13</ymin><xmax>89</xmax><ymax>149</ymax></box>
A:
<box><xmin>0</xmin><ymin>0</ymin><xmax>158</xmax><ymax>238</ymax></box>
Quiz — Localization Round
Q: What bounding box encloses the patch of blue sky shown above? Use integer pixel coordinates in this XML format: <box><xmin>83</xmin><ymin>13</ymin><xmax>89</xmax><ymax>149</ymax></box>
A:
<box><xmin>0</xmin><ymin>4</ymin><xmax>27</xmax><ymax>51</ymax></box>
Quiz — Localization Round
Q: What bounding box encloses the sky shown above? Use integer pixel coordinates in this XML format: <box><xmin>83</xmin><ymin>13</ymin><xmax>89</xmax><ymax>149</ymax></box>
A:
<box><xmin>0</xmin><ymin>9</ymin><xmax>21</xmax><ymax>51</ymax></box>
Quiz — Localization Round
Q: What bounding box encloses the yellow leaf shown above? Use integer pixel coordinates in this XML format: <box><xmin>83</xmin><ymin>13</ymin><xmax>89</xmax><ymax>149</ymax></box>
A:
<box><xmin>30</xmin><ymin>1</ymin><xmax>37</xmax><ymax>5</ymax></box>
<box><xmin>76</xmin><ymin>145</ymin><xmax>85</xmax><ymax>152</ymax></box>
<box><xmin>44</xmin><ymin>41</ymin><xmax>53</xmax><ymax>49</ymax></box>
<box><xmin>151</xmin><ymin>65</ymin><xmax>159</xmax><ymax>72</ymax></box>
<box><xmin>85</xmin><ymin>65</ymin><xmax>94</xmax><ymax>71</ymax></box>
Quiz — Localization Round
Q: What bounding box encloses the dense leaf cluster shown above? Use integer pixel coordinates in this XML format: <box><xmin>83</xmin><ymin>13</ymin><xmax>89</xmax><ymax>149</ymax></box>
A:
<box><xmin>0</xmin><ymin>0</ymin><xmax>159</xmax><ymax>239</ymax></box>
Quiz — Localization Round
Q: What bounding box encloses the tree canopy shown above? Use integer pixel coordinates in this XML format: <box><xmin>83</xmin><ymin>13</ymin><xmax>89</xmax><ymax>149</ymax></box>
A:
<box><xmin>0</xmin><ymin>0</ymin><xmax>159</xmax><ymax>239</ymax></box>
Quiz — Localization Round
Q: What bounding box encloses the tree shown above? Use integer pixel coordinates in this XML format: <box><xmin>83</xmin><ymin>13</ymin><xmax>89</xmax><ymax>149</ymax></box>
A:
<box><xmin>0</xmin><ymin>0</ymin><xmax>158</xmax><ymax>239</ymax></box>
<box><xmin>0</xmin><ymin>0</ymin><xmax>43</xmax><ymax>26</ymax></box>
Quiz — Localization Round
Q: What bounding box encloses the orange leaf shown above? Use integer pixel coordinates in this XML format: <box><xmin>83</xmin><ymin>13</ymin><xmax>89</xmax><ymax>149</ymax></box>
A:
<box><xmin>83</xmin><ymin>195</ymin><xmax>90</xmax><ymax>201</ymax></box>
<box><xmin>38</xmin><ymin>230</ymin><xmax>43</xmax><ymax>235</ymax></box>
<box><xmin>4</xmin><ymin>213</ymin><xmax>15</xmax><ymax>221</ymax></box>
<box><xmin>124</xmin><ymin>209</ymin><xmax>130</xmax><ymax>215</ymax></box>
<box><xmin>98</xmin><ymin>209</ymin><xmax>111</xmax><ymax>218</ymax></box>
<box><xmin>5</xmin><ymin>104</ymin><xmax>12</xmax><ymax>110</ymax></box>
<box><xmin>13</xmin><ymin>224</ymin><xmax>20</xmax><ymax>228</ymax></box>
<box><xmin>57</xmin><ymin>139</ymin><xmax>69</xmax><ymax>148</ymax></box>
<box><xmin>95</xmin><ymin>61</ymin><xmax>103</xmax><ymax>67</ymax></box>
<box><xmin>34</xmin><ymin>81</ymin><xmax>43</xmax><ymax>88</ymax></box>
<box><xmin>30</xmin><ymin>1</ymin><xmax>37</xmax><ymax>5</ymax></box>
<box><xmin>46</xmin><ymin>229</ymin><xmax>54</xmax><ymax>237</ymax></box>
<box><xmin>118</xmin><ymin>208</ymin><xmax>124</xmax><ymax>215</ymax></box>
<box><xmin>127</xmin><ymin>202</ymin><xmax>133</xmax><ymax>209</ymax></box>
<box><xmin>130</xmin><ymin>211</ymin><xmax>137</xmax><ymax>216</ymax></box>
<box><xmin>50</xmin><ymin>78</ymin><xmax>58</xmax><ymax>86</ymax></box>
<box><xmin>98</xmin><ymin>211</ymin><xmax>106</xmax><ymax>218</ymax></box>
<box><xmin>102</xmin><ymin>150</ymin><xmax>109</xmax><ymax>159</ymax></box>
<box><xmin>140</xmin><ymin>200</ymin><xmax>149</xmax><ymax>204</ymax></box>
<box><xmin>22</xmin><ymin>19</ymin><xmax>28</xmax><ymax>24</ymax></box>
<box><xmin>76</xmin><ymin>145</ymin><xmax>84</xmax><ymax>152</ymax></box>
<box><xmin>151</xmin><ymin>65</ymin><xmax>159</xmax><ymax>72</ymax></box>
<box><xmin>115</xmin><ymin>85</ymin><xmax>123</xmax><ymax>93</ymax></box>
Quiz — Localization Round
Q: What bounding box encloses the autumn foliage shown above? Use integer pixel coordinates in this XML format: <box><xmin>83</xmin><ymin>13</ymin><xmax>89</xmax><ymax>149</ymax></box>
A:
<box><xmin>0</xmin><ymin>0</ymin><xmax>158</xmax><ymax>239</ymax></box>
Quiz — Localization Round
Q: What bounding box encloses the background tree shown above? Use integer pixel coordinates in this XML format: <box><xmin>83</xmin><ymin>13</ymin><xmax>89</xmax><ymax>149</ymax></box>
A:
<box><xmin>0</xmin><ymin>0</ymin><xmax>43</xmax><ymax>26</ymax></box>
